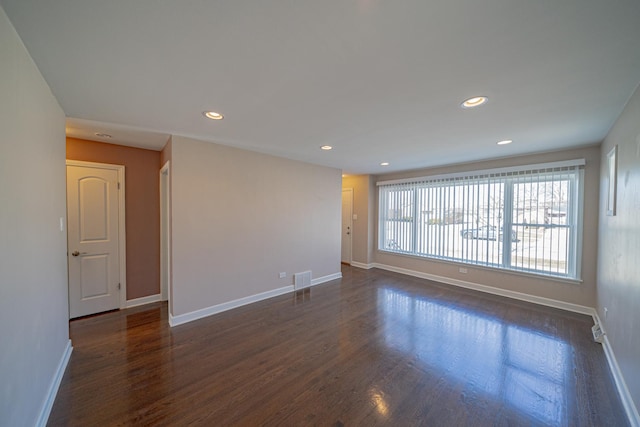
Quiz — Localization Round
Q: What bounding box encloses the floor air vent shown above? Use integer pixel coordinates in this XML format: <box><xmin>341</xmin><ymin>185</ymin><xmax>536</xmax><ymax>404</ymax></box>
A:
<box><xmin>592</xmin><ymin>323</ymin><xmax>605</xmax><ymax>343</ymax></box>
<box><xmin>294</xmin><ymin>271</ymin><xmax>312</xmax><ymax>290</ymax></box>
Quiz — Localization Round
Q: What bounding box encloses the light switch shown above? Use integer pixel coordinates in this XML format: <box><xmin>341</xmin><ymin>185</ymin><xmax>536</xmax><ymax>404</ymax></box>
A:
<box><xmin>352</xmin><ymin>214</ymin><xmax>358</xmax><ymax>220</ymax></box>
<box><xmin>59</xmin><ymin>217</ymin><xmax>65</xmax><ymax>232</ymax></box>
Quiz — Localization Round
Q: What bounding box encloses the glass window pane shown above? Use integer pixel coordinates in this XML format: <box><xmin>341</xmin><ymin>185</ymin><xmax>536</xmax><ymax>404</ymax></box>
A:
<box><xmin>378</xmin><ymin>166</ymin><xmax>581</xmax><ymax>280</ymax></box>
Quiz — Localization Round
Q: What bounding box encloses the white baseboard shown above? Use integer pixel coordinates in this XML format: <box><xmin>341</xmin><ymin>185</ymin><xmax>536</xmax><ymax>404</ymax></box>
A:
<box><xmin>126</xmin><ymin>293</ymin><xmax>162</xmax><ymax>308</ymax></box>
<box><xmin>350</xmin><ymin>261</ymin><xmax>374</xmax><ymax>270</ymax></box>
<box><xmin>169</xmin><ymin>285</ymin><xmax>294</xmax><ymax>327</ymax></box>
<box><xmin>593</xmin><ymin>313</ymin><xmax>640</xmax><ymax>427</ymax></box>
<box><xmin>36</xmin><ymin>339</ymin><xmax>72</xmax><ymax>427</ymax></box>
<box><xmin>372</xmin><ymin>262</ymin><xmax>595</xmax><ymax>316</ymax></box>
<box><xmin>311</xmin><ymin>272</ymin><xmax>342</xmax><ymax>286</ymax></box>
<box><xmin>169</xmin><ymin>271</ymin><xmax>343</xmax><ymax>327</ymax></box>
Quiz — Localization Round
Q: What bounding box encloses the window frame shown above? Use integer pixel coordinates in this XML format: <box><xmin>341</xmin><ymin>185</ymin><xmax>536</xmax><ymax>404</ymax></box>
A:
<box><xmin>377</xmin><ymin>160</ymin><xmax>585</xmax><ymax>281</ymax></box>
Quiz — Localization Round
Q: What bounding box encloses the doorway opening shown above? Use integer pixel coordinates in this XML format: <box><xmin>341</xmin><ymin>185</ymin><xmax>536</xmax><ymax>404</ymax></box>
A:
<box><xmin>341</xmin><ymin>188</ymin><xmax>353</xmax><ymax>265</ymax></box>
<box><xmin>160</xmin><ymin>161</ymin><xmax>171</xmax><ymax>316</ymax></box>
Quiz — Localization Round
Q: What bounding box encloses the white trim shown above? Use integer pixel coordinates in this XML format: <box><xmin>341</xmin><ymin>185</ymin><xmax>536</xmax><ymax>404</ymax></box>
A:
<box><xmin>66</xmin><ymin>160</ymin><xmax>127</xmax><ymax>310</ymax></box>
<box><xmin>372</xmin><ymin>262</ymin><xmax>594</xmax><ymax>315</ymax></box>
<box><xmin>593</xmin><ymin>313</ymin><xmax>640</xmax><ymax>427</ymax></box>
<box><xmin>169</xmin><ymin>271</ymin><xmax>343</xmax><ymax>327</ymax></box>
<box><xmin>169</xmin><ymin>285</ymin><xmax>294</xmax><ymax>327</ymax></box>
<box><xmin>341</xmin><ymin>188</ymin><xmax>353</xmax><ymax>264</ymax></box>
<box><xmin>350</xmin><ymin>261</ymin><xmax>374</xmax><ymax>270</ymax></box>
<box><xmin>117</xmin><ymin>166</ymin><xmax>127</xmax><ymax>310</ymax></box>
<box><xmin>36</xmin><ymin>340</ymin><xmax>72</xmax><ymax>427</ymax></box>
<box><xmin>159</xmin><ymin>161</ymin><xmax>171</xmax><ymax>305</ymax></box>
<box><xmin>126</xmin><ymin>293</ymin><xmax>162</xmax><ymax>308</ymax></box>
<box><xmin>66</xmin><ymin>159</ymin><xmax>123</xmax><ymax>170</ymax></box>
<box><xmin>377</xmin><ymin>158</ymin><xmax>586</xmax><ymax>186</ymax></box>
<box><xmin>311</xmin><ymin>272</ymin><xmax>342</xmax><ymax>286</ymax></box>
<box><xmin>606</xmin><ymin>145</ymin><xmax>618</xmax><ymax>216</ymax></box>
<box><xmin>573</xmin><ymin>168</ymin><xmax>585</xmax><ymax>279</ymax></box>
<box><xmin>376</xmin><ymin>250</ymin><xmax>583</xmax><ymax>285</ymax></box>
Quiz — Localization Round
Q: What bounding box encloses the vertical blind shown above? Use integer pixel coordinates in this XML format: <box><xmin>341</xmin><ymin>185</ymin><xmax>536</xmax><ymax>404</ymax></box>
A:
<box><xmin>378</xmin><ymin>160</ymin><xmax>585</xmax><ymax>279</ymax></box>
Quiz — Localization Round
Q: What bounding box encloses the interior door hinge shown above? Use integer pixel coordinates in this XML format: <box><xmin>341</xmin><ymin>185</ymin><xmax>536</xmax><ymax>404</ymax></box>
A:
<box><xmin>118</xmin><ymin>182</ymin><xmax>121</xmax><ymax>190</ymax></box>
<box><xmin>118</xmin><ymin>283</ymin><xmax>121</xmax><ymax>290</ymax></box>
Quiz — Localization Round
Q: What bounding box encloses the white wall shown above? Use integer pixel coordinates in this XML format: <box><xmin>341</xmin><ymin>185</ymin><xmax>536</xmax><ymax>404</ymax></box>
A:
<box><xmin>597</xmin><ymin>83</ymin><xmax>640</xmax><ymax>415</ymax></box>
<box><xmin>170</xmin><ymin>136</ymin><xmax>341</xmax><ymax>317</ymax></box>
<box><xmin>0</xmin><ymin>7</ymin><xmax>70</xmax><ymax>426</ymax></box>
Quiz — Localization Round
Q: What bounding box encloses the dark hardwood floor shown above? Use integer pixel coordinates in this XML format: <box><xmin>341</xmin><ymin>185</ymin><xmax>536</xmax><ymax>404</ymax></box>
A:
<box><xmin>48</xmin><ymin>266</ymin><xmax>628</xmax><ymax>426</ymax></box>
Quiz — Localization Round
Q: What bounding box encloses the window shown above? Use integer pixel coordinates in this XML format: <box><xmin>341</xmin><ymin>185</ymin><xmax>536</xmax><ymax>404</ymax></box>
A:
<box><xmin>378</xmin><ymin>160</ymin><xmax>584</xmax><ymax>279</ymax></box>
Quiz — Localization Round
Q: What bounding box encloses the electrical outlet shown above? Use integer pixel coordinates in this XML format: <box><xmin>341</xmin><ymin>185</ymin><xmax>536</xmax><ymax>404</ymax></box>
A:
<box><xmin>459</xmin><ymin>267</ymin><xmax>467</xmax><ymax>274</ymax></box>
<box><xmin>604</xmin><ymin>307</ymin><xmax>608</xmax><ymax>318</ymax></box>
<box><xmin>279</xmin><ymin>272</ymin><xmax>286</xmax><ymax>279</ymax></box>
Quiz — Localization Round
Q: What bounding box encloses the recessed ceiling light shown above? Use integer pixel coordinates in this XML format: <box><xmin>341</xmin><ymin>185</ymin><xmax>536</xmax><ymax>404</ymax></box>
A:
<box><xmin>203</xmin><ymin>111</ymin><xmax>224</xmax><ymax>120</ymax></box>
<box><xmin>95</xmin><ymin>133</ymin><xmax>112</xmax><ymax>138</ymax></box>
<box><xmin>461</xmin><ymin>96</ymin><xmax>488</xmax><ymax>108</ymax></box>
<box><xmin>380</xmin><ymin>162</ymin><xmax>389</xmax><ymax>166</ymax></box>
<box><xmin>320</xmin><ymin>145</ymin><xmax>333</xmax><ymax>150</ymax></box>
<box><xmin>497</xmin><ymin>139</ymin><xmax>513</xmax><ymax>145</ymax></box>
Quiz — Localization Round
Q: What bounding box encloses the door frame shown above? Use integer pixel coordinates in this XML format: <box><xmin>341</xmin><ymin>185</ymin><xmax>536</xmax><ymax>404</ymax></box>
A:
<box><xmin>159</xmin><ymin>161</ymin><xmax>171</xmax><ymax>310</ymax></box>
<box><xmin>341</xmin><ymin>187</ymin><xmax>353</xmax><ymax>264</ymax></box>
<box><xmin>66</xmin><ymin>159</ymin><xmax>127</xmax><ymax>311</ymax></box>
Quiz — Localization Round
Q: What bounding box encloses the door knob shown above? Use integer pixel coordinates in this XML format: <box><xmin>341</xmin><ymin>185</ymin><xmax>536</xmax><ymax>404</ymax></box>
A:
<box><xmin>72</xmin><ymin>251</ymin><xmax>80</xmax><ymax>256</ymax></box>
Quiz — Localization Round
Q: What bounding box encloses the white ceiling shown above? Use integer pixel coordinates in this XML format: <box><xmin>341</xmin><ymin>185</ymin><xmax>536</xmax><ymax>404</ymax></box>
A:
<box><xmin>3</xmin><ymin>0</ymin><xmax>640</xmax><ymax>174</ymax></box>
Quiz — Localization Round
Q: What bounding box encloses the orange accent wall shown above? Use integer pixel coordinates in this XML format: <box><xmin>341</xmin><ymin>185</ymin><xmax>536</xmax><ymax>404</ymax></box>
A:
<box><xmin>67</xmin><ymin>137</ymin><xmax>161</xmax><ymax>300</ymax></box>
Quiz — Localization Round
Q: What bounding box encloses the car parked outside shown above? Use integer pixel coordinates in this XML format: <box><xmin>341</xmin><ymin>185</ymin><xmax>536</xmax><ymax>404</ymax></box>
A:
<box><xmin>460</xmin><ymin>225</ymin><xmax>517</xmax><ymax>242</ymax></box>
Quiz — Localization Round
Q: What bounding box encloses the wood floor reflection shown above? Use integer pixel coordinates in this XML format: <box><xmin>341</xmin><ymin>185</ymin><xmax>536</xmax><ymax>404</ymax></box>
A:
<box><xmin>48</xmin><ymin>266</ymin><xmax>628</xmax><ymax>426</ymax></box>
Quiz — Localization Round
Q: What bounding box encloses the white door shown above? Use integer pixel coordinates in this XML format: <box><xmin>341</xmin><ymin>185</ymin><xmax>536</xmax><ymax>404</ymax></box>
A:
<box><xmin>341</xmin><ymin>188</ymin><xmax>353</xmax><ymax>264</ymax></box>
<box><xmin>67</xmin><ymin>162</ymin><xmax>122</xmax><ymax>318</ymax></box>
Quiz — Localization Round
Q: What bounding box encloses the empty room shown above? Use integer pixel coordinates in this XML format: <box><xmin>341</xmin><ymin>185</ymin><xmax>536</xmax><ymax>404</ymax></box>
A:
<box><xmin>1</xmin><ymin>1</ymin><xmax>639</xmax><ymax>426</ymax></box>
